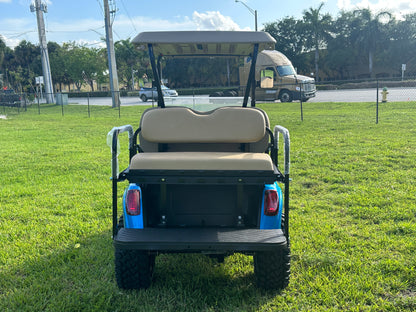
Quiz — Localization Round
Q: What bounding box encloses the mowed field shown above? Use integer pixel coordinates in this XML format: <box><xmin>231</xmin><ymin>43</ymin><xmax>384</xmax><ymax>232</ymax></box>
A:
<box><xmin>0</xmin><ymin>102</ymin><xmax>415</xmax><ymax>311</ymax></box>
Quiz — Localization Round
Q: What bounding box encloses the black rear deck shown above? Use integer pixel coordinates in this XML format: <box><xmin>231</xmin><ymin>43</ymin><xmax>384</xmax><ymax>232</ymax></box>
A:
<box><xmin>114</xmin><ymin>228</ymin><xmax>286</xmax><ymax>252</ymax></box>
<box><xmin>122</xmin><ymin>168</ymin><xmax>283</xmax><ymax>185</ymax></box>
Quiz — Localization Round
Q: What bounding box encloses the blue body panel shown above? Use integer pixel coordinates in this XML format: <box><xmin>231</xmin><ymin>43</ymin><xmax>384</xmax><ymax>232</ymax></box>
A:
<box><xmin>259</xmin><ymin>182</ymin><xmax>283</xmax><ymax>229</ymax></box>
<box><xmin>122</xmin><ymin>184</ymin><xmax>144</xmax><ymax>229</ymax></box>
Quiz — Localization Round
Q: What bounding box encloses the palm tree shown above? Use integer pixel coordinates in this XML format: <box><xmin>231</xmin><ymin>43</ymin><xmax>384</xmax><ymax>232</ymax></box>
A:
<box><xmin>302</xmin><ymin>2</ymin><xmax>333</xmax><ymax>81</ymax></box>
<box><xmin>352</xmin><ymin>8</ymin><xmax>392</xmax><ymax>78</ymax></box>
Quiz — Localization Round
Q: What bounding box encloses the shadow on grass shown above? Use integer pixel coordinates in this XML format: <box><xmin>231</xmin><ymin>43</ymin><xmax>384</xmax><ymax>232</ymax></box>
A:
<box><xmin>1</xmin><ymin>231</ymin><xmax>283</xmax><ymax>311</ymax></box>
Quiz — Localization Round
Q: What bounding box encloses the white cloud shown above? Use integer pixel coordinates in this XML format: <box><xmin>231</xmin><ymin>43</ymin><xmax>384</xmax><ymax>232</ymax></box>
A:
<box><xmin>114</xmin><ymin>11</ymin><xmax>247</xmax><ymax>35</ymax></box>
<box><xmin>1</xmin><ymin>10</ymin><xmax>245</xmax><ymax>48</ymax></box>
<box><xmin>337</xmin><ymin>0</ymin><xmax>416</xmax><ymax>17</ymax></box>
<box><xmin>0</xmin><ymin>0</ymin><xmax>12</xmax><ymax>3</ymax></box>
<box><xmin>0</xmin><ymin>17</ymin><xmax>37</xmax><ymax>48</ymax></box>
<box><xmin>2</xmin><ymin>35</ymin><xmax>22</xmax><ymax>48</ymax></box>
<box><xmin>192</xmin><ymin>11</ymin><xmax>245</xmax><ymax>31</ymax></box>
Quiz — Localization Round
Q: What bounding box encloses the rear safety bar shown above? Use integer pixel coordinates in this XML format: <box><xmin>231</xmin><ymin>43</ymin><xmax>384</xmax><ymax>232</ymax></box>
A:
<box><xmin>273</xmin><ymin>125</ymin><xmax>290</xmax><ymax>242</ymax></box>
<box><xmin>108</xmin><ymin>125</ymin><xmax>134</xmax><ymax>238</ymax></box>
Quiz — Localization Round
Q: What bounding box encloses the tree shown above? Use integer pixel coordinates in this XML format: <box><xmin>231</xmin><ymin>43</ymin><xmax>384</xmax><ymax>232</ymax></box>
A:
<box><xmin>0</xmin><ymin>36</ymin><xmax>6</xmax><ymax>87</ymax></box>
<box><xmin>62</xmin><ymin>43</ymin><xmax>106</xmax><ymax>91</ymax></box>
<box><xmin>352</xmin><ymin>8</ymin><xmax>392</xmax><ymax>78</ymax></box>
<box><xmin>383</xmin><ymin>13</ymin><xmax>416</xmax><ymax>76</ymax></box>
<box><xmin>9</xmin><ymin>40</ymin><xmax>40</xmax><ymax>92</ymax></box>
<box><xmin>263</xmin><ymin>17</ymin><xmax>305</xmax><ymax>61</ymax></box>
<box><xmin>114</xmin><ymin>39</ymin><xmax>147</xmax><ymax>90</ymax></box>
<box><xmin>302</xmin><ymin>2</ymin><xmax>333</xmax><ymax>81</ymax></box>
<box><xmin>48</xmin><ymin>41</ymin><xmax>69</xmax><ymax>92</ymax></box>
<box><xmin>0</xmin><ymin>35</ymin><xmax>5</xmax><ymax>70</ymax></box>
<box><xmin>263</xmin><ymin>17</ymin><xmax>310</xmax><ymax>73</ymax></box>
<box><xmin>325</xmin><ymin>10</ymin><xmax>358</xmax><ymax>79</ymax></box>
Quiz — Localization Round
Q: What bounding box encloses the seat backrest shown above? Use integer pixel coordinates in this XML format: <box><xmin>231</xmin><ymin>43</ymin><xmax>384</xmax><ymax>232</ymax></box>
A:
<box><xmin>139</xmin><ymin>106</ymin><xmax>270</xmax><ymax>152</ymax></box>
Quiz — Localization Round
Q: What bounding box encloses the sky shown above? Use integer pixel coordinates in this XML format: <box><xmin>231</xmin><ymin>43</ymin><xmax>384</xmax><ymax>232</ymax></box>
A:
<box><xmin>0</xmin><ymin>0</ymin><xmax>416</xmax><ymax>49</ymax></box>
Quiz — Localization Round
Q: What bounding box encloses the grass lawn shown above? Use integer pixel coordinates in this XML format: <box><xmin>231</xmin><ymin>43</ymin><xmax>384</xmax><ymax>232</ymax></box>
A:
<box><xmin>0</xmin><ymin>101</ymin><xmax>415</xmax><ymax>311</ymax></box>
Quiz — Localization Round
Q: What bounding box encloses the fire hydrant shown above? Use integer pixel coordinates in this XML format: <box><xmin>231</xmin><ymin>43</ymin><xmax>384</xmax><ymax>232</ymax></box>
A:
<box><xmin>381</xmin><ymin>87</ymin><xmax>388</xmax><ymax>102</ymax></box>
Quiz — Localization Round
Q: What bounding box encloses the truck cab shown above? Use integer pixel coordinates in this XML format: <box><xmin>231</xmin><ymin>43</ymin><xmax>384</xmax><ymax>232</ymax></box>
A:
<box><xmin>239</xmin><ymin>50</ymin><xmax>316</xmax><ymax>102</ymax></box>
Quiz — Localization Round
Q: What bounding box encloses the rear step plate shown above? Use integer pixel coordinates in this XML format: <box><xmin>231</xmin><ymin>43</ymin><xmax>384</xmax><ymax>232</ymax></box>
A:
<box><xmin>114</xmin><ymin>228</ymin><xmax>286</xmax><ymax>252</ymax></box>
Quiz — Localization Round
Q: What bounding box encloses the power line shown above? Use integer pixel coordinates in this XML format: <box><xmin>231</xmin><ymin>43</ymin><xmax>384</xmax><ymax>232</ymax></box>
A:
<box><xmin>96</xmin><ymin>0</ymin><xmax>105</xmax><ymax>18</ymax></box>
<box><xmin>119</xmin><ymin>0</ymin><xmax>137</xmax><ymax>33</ymax></box>
<box><xmin>1</xmin><ymin>30</ymin><xmax>37</xmax><ymax>39</ymax></box>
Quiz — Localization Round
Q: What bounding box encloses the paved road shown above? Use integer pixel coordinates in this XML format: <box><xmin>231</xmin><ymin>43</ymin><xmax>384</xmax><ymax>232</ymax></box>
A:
<box><xmin>69</xmin><ymin>96</ymin><xmax>149</xmax><ymax>106</ymax></box>
<box><xmin>65</xmin><ymin>87</ymin><xmax>416</xmax><ymax>106</ymax></box>
<box><xmin>308</xmin><ymin>87</ymin><xmax>416</xmax><ymax>103</ymax></box>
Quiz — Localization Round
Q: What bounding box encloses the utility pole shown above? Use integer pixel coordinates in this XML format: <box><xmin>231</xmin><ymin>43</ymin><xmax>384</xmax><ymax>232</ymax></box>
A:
<box><xmin>30</xmin><ymin>0</ymin><xmax>54</xmax><ymax>103</ymax></box>
<box><xmin>103</xmin><ymin>0</ymin><xmax>120</xmax><ymax>108</ymax></box>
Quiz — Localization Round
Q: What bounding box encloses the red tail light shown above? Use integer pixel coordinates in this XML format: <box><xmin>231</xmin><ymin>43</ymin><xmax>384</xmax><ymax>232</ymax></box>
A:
<box><xmin>264</xmin><ymin>189</ymin><xmax>279</xmax><ymax>216</ymax></box>
<box><xmin>126</xmin><ymin>189</ymin><xmax>141</xmax><ymax>216</ymax></box>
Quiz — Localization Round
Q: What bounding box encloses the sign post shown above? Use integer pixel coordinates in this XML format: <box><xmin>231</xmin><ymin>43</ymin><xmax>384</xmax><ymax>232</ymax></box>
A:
<box><xmin>36</xmin><ymin>76</ymin><xmax>44</xmax><ymax>100</ymax></box>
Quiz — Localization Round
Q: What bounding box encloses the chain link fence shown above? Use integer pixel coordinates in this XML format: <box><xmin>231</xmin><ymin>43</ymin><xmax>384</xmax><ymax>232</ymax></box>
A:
<box><xmin>315</xmin><ymin>77</ymin><xmax>416</xmax><ymax>103</ymax></box>
<box><xmin>1</xmin><ymin>78</ymin><xmax>415</xmax><ymax>122</ymax></box>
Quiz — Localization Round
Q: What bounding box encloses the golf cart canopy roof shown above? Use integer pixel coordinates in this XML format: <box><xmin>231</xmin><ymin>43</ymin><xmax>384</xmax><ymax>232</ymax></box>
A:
<box><xmin>132</xmin><ymin>31</ymin><xmax>276</xmax><ymax>57</ymax></box>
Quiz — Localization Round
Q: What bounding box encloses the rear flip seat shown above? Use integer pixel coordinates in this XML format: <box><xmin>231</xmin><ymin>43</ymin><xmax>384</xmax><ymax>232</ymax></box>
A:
<box><xmin>129</xmin><ymin>106</ymin><xmax>275</xmax><ymax>173</ymax></box>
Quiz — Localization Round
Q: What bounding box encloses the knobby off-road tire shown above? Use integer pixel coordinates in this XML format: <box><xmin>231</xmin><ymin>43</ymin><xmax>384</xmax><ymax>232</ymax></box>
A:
<box><xmin>115</xmin><ymin>248</ymin><xmax>155</xmax><ymax>290</ymax></box>
<box><xmin>254</xmin><ymin>245</ymin><xmax>290</xmax><ymax>290</ymax></box>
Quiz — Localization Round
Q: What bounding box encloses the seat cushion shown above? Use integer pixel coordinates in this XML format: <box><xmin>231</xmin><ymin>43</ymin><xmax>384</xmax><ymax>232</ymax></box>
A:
<box><xmin>140</xmin><ymin>106</ymin><xmax>266</xmax><ymax>143</ymax></box>
<box><xmin>130</xmin><ymin>152</ymin><xmax>274</xmax><ymax>171</ymax></box>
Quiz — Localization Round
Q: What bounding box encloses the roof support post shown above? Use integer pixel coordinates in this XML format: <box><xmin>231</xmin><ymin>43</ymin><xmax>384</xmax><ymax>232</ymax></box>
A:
<box><xmin>157</xmin><ymin>55</ymin><xmax>163</xmax><ymax>82</ymax></box>
<box><xmin>243</xmin><ymin>43</ymin><xmax>258</xmax><ymax>107</ymax></box>
<box><xmin>148</xmin><ymin>44</ymin><xmax>165</xmax><ymax>108</ymax></box>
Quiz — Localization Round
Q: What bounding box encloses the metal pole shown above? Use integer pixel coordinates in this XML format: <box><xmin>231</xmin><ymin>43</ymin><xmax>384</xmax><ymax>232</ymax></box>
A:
<box><xmin>300</xmin><ymin>83</ymin><xmax>303</xmax><ymax>121</ymax></box>
<box><xmin>103</xmin><ymin>0</ymin><xmax>120</xmax><ymax>108</ymax></box>
<box><xmin>243</xmin><ymin>44</ymin><xmax>258</xmax><ymax>107</ymax></box>
<box><xmin>148</xmin><ymin>44</ymin><xmax>165</xmax><ymax>108</ymax></box>
<box><xmin>235</xmin><ymin>0</ymin><xmax>258</xmax><ymax>31</ymax></box>
<box><xmin>37</xmin><ymin>92</ymin><xmax>40</xmax><ymax>114</ymax></box>
<box><xmin>376</xmin><ymin>80</ymin><xmax>379</xmax><ymax>124</ymax></box>
<box><xmin>131</xmin><ymin>67</ymin><xmax>135</xmax><ymax>90</ymax></box>
<box><xmin>31</xmin><ymin>0</ymin><xmax>54</xmax><ymax>104</ymax></box>
<box><xmin>112</xmin><ymin>130</ymin><xmax>119</xmax><ymax>238</ymax></box>
<box><xmin>87</xmin><ymin>92</ymin><xmax>90</xmax><ymax>118</ymax></box>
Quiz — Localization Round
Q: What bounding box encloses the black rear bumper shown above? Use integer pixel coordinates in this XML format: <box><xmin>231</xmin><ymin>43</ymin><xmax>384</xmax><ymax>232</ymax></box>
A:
<box><xmin>114</xmin><ymin>228</ymin><xmax>286</xmax><ymax>252</ymax></box>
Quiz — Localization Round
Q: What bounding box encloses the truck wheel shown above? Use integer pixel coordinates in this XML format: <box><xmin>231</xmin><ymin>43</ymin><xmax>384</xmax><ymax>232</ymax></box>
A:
<box><xmin>279</xmin><ymin>90</ymin><xmax>293</xmax><ymax>103</ymax></box>
<box><xmin>115</xmin><ymin>248</ymin><xmax>155</xmax><ymax>289</ymax></box>
<box><xmin>140</xmin><ymin>94</ymin><xmax>148</xmax><ymax>102</ymax></box>
<box><xmin>254</xmin><ymin>245</ymin><xmax>290</xmax><ymax>290</ymax></box>
<box><xmin>223</xmin><ymin>90</ymin><xmax>238</xmax><ymax>97</ymax></box>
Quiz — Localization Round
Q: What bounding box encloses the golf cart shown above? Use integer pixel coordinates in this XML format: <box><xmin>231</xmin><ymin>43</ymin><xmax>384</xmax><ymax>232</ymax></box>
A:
<box><xmin>109</xmin><ymin>31</ymin><xmax>291</xmax><ymax>290</ymax></box>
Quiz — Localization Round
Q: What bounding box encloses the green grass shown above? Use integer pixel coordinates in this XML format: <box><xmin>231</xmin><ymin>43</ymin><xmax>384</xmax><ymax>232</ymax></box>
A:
<box><xmin>0</xmin><ymin>101</ymin><xmax>415</xmax><ymax>311</ymax></box>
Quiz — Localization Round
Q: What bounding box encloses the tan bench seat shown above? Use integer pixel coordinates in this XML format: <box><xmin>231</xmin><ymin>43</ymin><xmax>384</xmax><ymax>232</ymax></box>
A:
<box><xmin>130</xmin><ymin>152</ymin><xmax>275</xmax><ymax>171</ymax></box>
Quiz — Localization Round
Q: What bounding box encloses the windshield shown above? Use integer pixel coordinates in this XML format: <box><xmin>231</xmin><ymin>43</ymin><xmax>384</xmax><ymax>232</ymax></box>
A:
<box><xmin>276</xmin><ymin>65</ymin><xmax>296</xmax><ymax>77</ymax></box>
<box><xmin>164</xmin><ymin>96</ymin><xmax>248</xmax><ymax>112</ymax></box>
